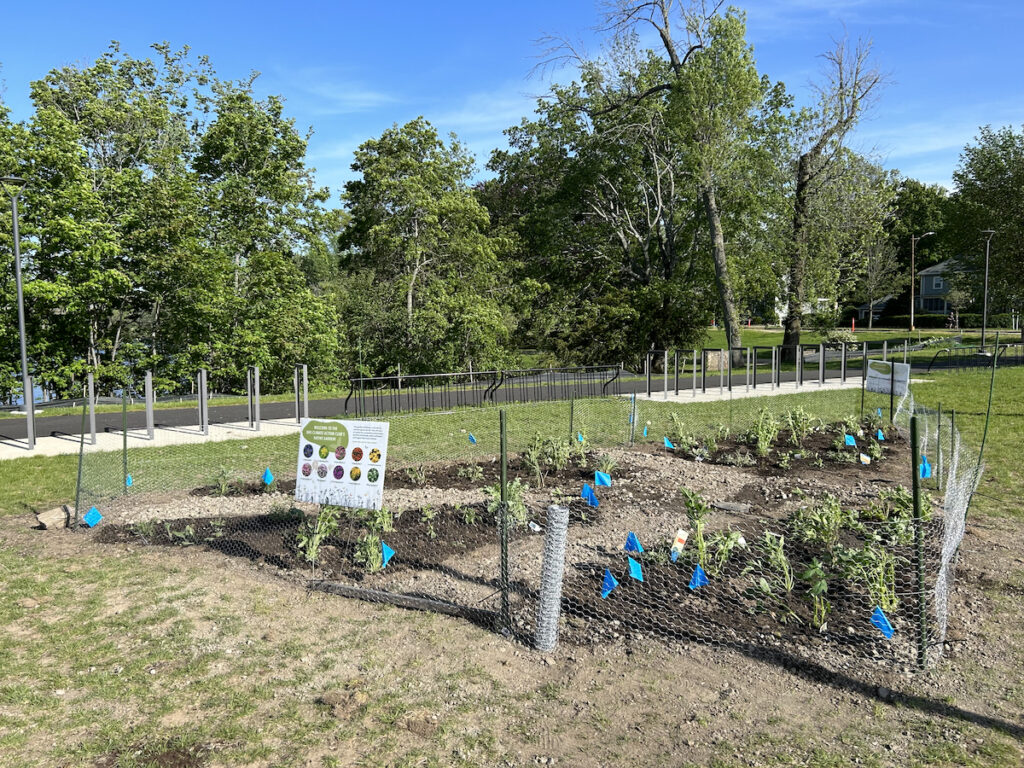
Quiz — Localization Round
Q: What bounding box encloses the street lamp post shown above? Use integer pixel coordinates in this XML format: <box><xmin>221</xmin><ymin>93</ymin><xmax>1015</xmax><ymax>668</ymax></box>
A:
<box><xmin>1</xmin><ymin>175</ymin><xmax>33</xmax><ymax>449</ymax></box>
<box><xmin>909</xmin><ymin>231</ymin><xmax>935</xmax><ymax>332</ymax></box>
<box><xmin>981</xmin><ymin>229</ymin><xmax>996</xmax><ymax>348</ymax></box>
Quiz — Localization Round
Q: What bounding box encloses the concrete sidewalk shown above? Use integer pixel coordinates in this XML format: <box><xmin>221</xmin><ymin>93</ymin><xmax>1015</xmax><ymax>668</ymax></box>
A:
<box><xmin>630</xmin><ymin>375</ymin><xmax>864</xmax><ymax>404</ymax></box>
<box><xmin>0</xmin><ymin>418</ymin><xmax>303</xmax><ymax>461</ymax></box>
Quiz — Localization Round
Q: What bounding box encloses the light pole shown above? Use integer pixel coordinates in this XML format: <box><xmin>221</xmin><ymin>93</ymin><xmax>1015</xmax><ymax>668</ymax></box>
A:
<box><xmin>1</xmin><ymin>175</ymin><xmax>33</xmax><ymax>449</ymax></box>
<box><xmin>981</xmin><ymin>229</ymin><xmax>995</xmax><ymax>348</ymax></box>
<box><xmin>909</xmin><ymin>231</ymin><xmax>935</xmax><ymax>331</ymax></box>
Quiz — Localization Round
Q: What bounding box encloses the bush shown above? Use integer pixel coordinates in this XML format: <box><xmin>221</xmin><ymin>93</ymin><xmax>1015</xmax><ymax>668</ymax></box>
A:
<box><xmin>958</xmin><ymin>313</ymin><xmax>1013</xmax><ymax>329</ymax></box>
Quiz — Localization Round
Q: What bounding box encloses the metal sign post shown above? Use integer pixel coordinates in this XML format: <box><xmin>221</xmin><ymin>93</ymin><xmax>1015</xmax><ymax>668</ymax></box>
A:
<box><xmin>87</xmin><ymin>371</ymin><xmax>97</xmax><ymax>445</ymax></box>
<box><xmin>145</xmin><ymin>371</ymin><xmax>155</xmax><ymax>440</ymax></box>
<box><xmin>198</xmin><ymin>369</ymin><xmax>209</xmax><ymax>436</ymax></box>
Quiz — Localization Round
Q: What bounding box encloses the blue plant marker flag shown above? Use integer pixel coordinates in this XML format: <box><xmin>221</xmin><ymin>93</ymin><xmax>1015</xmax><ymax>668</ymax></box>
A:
<box><xmin>601</xmin><ymin>569</ymin><xmax>619</xmax><ymax>599</ymax></box>
<box><xmin>595</xmin><ymin>471</ymin><xmax>612</xmax><ymax>487</ymax></box>
<box><xmin>581</xmin><ymin>483</ymin><xmax>599</xmax><ymax>507</ymax></box>
<box><xmin>671</xmin><ymin>550</ymin><xmax>680</xmax><ymax>563</ymax></box>
<box><xmin>844</xmin><ymin>433</ymin><xmax>856</xmax><ymax>446</ymax></box>
<box><xmin>624</xmin><ymin>531</ymin><xmax>644</xmax><ymax>554</ymax></box>
<box><xmin>643</xmin><ymin>425</ymin><xmax>648</xmax><ymax>437</ymax></box>
<box><xmin>664</xmin><ymin>436</ymin><xmax>675</xmax><ymax>450</ymax></box>
<box><xmin>877</xmin><ymin>429</ymin><xmax>885</xmax><ymax>441</ymax></box>
<box><xmin>83</xmin><ymin>506</ymin><xmax>103</xmax><ymax>528</ymax></box>
<box><xmin>689</xmin><ymin>564</ymin><xmax>709</xmax><ymax>590</ymax></box>
<box><xmin>468</xmin><ymin>433</ymin><xmax>477</xmax><ymax>445</ymax></box>
<box><xmin>877</xmin><ymin>407</ymin><xmax>883</xmax><ymax>417</ymax></box>
<box><xmin>381</xmin><ymin>541</ymin><xmax>395</xmax><ymax>568</ymax></box>
<box><xmin>920</xmin><ymin>455</ymin><xmax>932</xmax><ymax>479</ymax></box>
<box><xmin>125</xmin><ymin>474</ymin><xmax>133</xmax><ymax>488</ymax></box>
<box><xmin>262</xmin><ymin>467</ymin><xmax>274</xmax><ymax>485</ymax></box>
<box><xmin>871</xmin><ymin>606</ymin><xmax>894</xmax><ymax>639</ymax></box>
<box><xmin>577</xmin><ymin>432</ymin><xmax>584</xmax><ymax>443</ymax></box>
<box><xmin>586</xmin><ymin>492</ymin><xmax>599</xmax><ymax>508</ymax></box>
<box><xmin>628</xmin><ymin>556</ymin><xmax>644</xmax><ymax>582</ymax></box>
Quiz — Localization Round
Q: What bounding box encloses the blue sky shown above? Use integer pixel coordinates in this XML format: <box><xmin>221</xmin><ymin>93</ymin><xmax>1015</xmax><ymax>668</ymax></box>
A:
<box><xmin>2</xmin><ymin>0</ymin><xmax>1022</xmax><ymax>198</ymax></box>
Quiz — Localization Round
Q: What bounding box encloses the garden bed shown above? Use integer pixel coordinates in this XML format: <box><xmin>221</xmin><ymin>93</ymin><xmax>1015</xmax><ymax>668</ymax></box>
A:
<box><xmin>89</xmin><ymin>412</ymin><xmax>943</xmax><ymax>672</ymax></box>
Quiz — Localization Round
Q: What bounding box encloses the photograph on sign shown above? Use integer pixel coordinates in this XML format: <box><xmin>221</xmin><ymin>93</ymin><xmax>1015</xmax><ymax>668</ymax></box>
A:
<box><xmin>294</xmin><ymin>418</ymin><xmax>390</xmax><ymax>510</ymax></box>
<box><xmin>865</xmin><ymin>360</ymin><xmax>910</xmax><ymax>396</ymax></box>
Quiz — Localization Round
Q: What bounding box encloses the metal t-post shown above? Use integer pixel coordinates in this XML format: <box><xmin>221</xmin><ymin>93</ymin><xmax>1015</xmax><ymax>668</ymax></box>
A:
<box><xmin>841</xmin><ymin>342</ymin><xmax>847</xmax><ymax>383</ymax></box>
<box><xmin>937</xmin><ymin>402</ymin><xmax>943</xmax><ymax>492</ymax></box>
<box><xmin>87</xmin><ymin>371</ymin><xmax>97</xmax><ymax>445</ymax></box>
<box><xmin>145</xmin><ymin>371</ymin><xmax>155</xmax><ymax>440</ymax></box>
<box><xmin>674</xmin><ymin>350</ymin><xmax>679</xmax><ymax>395</ymax></box>
<box><xmin>122</xmin><ymin>391</ymin><xmax>128</xmax><ymax>492</ymax></box>
<box><xmin>294</xmin><ymin>366</ymin><xmax>301</xmax><ymax>423</ymax></box>
<box><xmin>499</xmin><ymin>409</ymin><xmax>510</xmax><ymax>633</ymax></box>
<box><xmin>910</xmin><ymin>415</ymin><xmax>927</xmax><ymax>670</ymax></box>
<box><xmin>819</xmin><ymin>343</ymin><xmax>825</xmax><ymax>386</ymax></box>
<box><xmin>692</xmin><ymin>350</ymin><xmax>697</xmax><ymax>397</ymax></box>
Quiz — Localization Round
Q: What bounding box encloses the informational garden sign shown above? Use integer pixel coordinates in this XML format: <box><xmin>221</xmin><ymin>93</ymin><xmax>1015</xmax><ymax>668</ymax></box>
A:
<box><xmin>865</xmin><ymin>360</ymin><xmax>910</xmax><ymax>397</ymax></box>
<box><xmin>294</xmin><ymin>419</ymin><xmax>390</xmax><ymax>510</ymax></box>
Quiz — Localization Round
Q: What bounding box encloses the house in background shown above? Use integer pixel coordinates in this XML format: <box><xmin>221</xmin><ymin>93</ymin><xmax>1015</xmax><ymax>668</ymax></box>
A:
<box><xmin>916</xmin><ymin>258</ymin><xmax>963</xmax><ymax>315</ymax></box>
<box><xmin>855</xmin><ymin>294</ymin><xmax>893</xmax><ymax>323</ymax></box>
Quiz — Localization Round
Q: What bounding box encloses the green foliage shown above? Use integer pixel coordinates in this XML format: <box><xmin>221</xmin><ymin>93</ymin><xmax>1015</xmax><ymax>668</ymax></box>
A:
<box><xmin>680</xmin><ymin>488</ymin><xmax>712</xmax><ymax>569</ymax></box>
<box><xmin>354</xmin><ymin>534</ymin><xmax>383</xmax><ymax>572</ymax></box>
<box><xmin>784</xmin><ymin>407</ymin><xmax>817</xmax><ymax>447</ymax></box>
<box><xmin>799</xmin><ymin>559</ymin><xmax>831</xmax><ymax>631</ymax></box>
<box><xmin>521</xmin><ymin>434</ymin><xmax>572</xmax><ymax>488</ymax></box>
<box><xmin>405</xmin><ymin>466</ymin><xmax>428</xmax><ymax>487</ymax></box>
<box><xmin>789</xmin><ymin>494</ymin><xmax>853</xmax><ymax>549</ymax></box>
<box><xmin>758</xmin><ymin>532</ymin><xmax>795</xmax><ymax>595</ymax></box>
<box><xmin>485</xmin><ymin>478</ymin><xmax>529</xmax><ymax>529</ymax></box>
<box><xmin>704</xmin><ymin>528</ymin><xmax>745</xmax><ymax>578</ymax></box>
<box><xmin>831</xmin><ymin>543</ymin><xmax>899</xmax><ymax>612</ymax></box>
<box><xmin>296</xmin><ymin>506</ymin><xmax>340</xmax><ymax>571</ymax></box>
<box><xmin>456</xmin><ymin>464</ymin><xmax>485</xmax><ymax>483</ymax></box>
<box><xmin>596</xmin><ymin>454</ymin><xmax>618</xmax><ymax>475</ymax></box>
<box><xmin>420</xmin><ymin>505</ymin><xmax>438</xmax><ymax>540</ymax></box>
<box><xmin>747</xmin><ymin>408</ymin><xmax>781</xmax><ymax>457</ymax></box>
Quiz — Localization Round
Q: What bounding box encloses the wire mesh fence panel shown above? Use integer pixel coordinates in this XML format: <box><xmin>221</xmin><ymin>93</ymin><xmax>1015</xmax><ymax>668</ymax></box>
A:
<box><xmin>73</xmin><ymin>372</ymin><xmax>980</xmax><ymax>677</ymax></box>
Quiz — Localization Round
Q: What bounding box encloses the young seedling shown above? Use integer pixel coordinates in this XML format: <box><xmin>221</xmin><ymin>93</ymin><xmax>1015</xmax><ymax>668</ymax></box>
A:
<box><xmin>420</xmin><ymin>505</ymin><xmax>438</xmax><ymax>540</ymax></box>
<box><xmin>680</xmin><ymin>488</ymin><xmax>711</xmax><ymax>570</ymax></box>
<box><xmin>596</xmin><ymin>454</ymin><xmax>618</xmax><ymax>475</ymax></box>
<box><xmin>296</xmin><ymin>506</ymin><xmax>340</xmax><ymax>574</ymax></box>
<box><xmin>799</xmin><ymin>559</ymin><xmax>831</xmax><ymax>632</ymax></box>
<box><xmin>405</xmin><ymin>465</ymin><xmax>428</xmax><ymax>487</ymax></box>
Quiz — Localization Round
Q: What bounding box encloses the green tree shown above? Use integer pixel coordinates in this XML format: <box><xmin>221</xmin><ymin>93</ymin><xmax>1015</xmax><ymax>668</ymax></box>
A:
<box><xmin>341</xmin><ymin>118</ymin><xmax>512</xmax><ymax>374</ymax></box>
<box><xmin>948</xmin><ymin>125</ymin><xmax>1024</xmax><ymax>324</ymax></box>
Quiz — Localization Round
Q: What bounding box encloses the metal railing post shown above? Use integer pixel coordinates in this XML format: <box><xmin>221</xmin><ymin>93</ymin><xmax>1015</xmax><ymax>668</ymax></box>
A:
<box><xmin>302</xmin><ymin>364</ymin><xmax>309</xmax><ymax>419</ymax></box>
<box><xmin>145</xmin><ymin>370</ymin><xmax>154</xmax><ymax>440</ymax></box>
<box><xmin>841</xmin><ymin>342</ymin><xmax>847</xmax><ymax>383</ymax></box>
<box><xmin>663</xmin><ymin>350</ymin><xmax>668</xmax><ymax>400</ymax></box>
<box><xmin>674</xmin><ymin>350</ymin><xmax>679</xmax><ymax>395</ymax></box>
<box><xmin>646</xmin><ymin>352</ymin><xmax>652</xmax><ymax>398</ymax></box>
<box><xmin>253</xmin><ymin>366</ymin><xmax>261</xmax><ymax>431</ymax></box>
<box><xmin>87</xmin><ymin>371</ymin><xmax>97</xmax><ymax>445</ymax></box>
<box><xmin>819</xmin><ymin>342</ymin><xmax>825</xmax><ymax>386</ymax></box>
<box><xmin>199</xmin><ymin>369</ymin><xmax>209</xmax><ymax>436</ymax></box>
<box><xmin>692</xmin><ymin>350</ymin><xmax>697</xmax><ymax>397</ymax></box>
<box><xmin>294</xmin><ymin>366</ymin><xmax>301</xmax><ymax>423</ymax></box>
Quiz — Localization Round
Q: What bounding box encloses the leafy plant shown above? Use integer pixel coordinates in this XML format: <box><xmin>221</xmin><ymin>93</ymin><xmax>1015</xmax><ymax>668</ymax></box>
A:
<box><xmin>720</xmin><ymin>449</ymin><xmax>755</xmax><ymax>467</ymax></box>
<box><xmin>405</xmin><ymin>465</ymin><xmax>428</xmax><ymax>487</ymax></box>
<box><xmin>164</xmin><ymin>522</ymin><xmax>197</xmax><ymax>546</ymax></box>
<box><xmin>758</xmin><ymin>532</ymin><xmax>794</xmax><ymax>594</ymax></box>
<box><xmin>867</xmin><ymin>439</ymin><xmax>884</xmax><ymax>462</ymax></box>
<box><xmin>456</xmin><ymin>504</ymin><xmax>478</xmax><ymax>526</ymax></box>
<box><xmin>296</xmin><ymin>506</ymin><xmax>340</xmax><ymax>572</ymax></box>
<box><xmin>680</xmin><ymin>488</ymin><xmax>711</xmax><ymax>569</ymax></box>
<box><xmin>485</xmin><ymin>478</ymin><xmax>530</xmax><ymax>529</ymax></box>
<box><xmin>831</xmin><ymin>543</ymin><xmax>899</xmax><ymax>612</ymax></box>
<box><xmin>789</xmin><ymin>494</ymin><xmax>854</xmax><ymax>548</ymax></box>
<box><xmin>784</xmin><ymin>407</ymin><xmax>816</xmax><ymax>447</ymax></box>
<box><xmin>420</xmin><ymin>505</ymin><xmax>438</xmax><ymax>539</ymax></box>
<box><xmin>748</xmin><ymin>408</ymin><xmax>780</xmax><ymax>457</ymax></box>
<box><xmin>596</xmin><ymin>454</ymin><xmax>618</xmax><ymax>475</ymax></box>
<box><xmin>456</xmin><ymin>464</ymin><xmax>485</xmax><ymax>483</ymax></box>
<box><xmin>354</xmin><ymin>534</ymin><xmax>383</xmax><ymax>571</ymax></box>
<box><xmin>705</xmin><ymin>528</ymin><xmax>745</xmax><ymax>577</ymax></box>
<box><xmin>133</xmin><ymin>520</ymin><xmax>156</xmax><ymax>541</ymax></box>
<box><xmin>521</xmin><ymin>434</ymin><xmax>571</xmax><ymax>487</ymax></box>
<box><xmin>776</xmin><ymin>451</ymin><xmax>792</xmax><ymax>470</ymax></box>
<box><xmin>572</xmin><ymin>430</ymin><xmax>589</xmax><ymax>467</ymax></box>
<box><xmin>364</xmin><ymin>506</ymin><xmax>394</xmax><ymax>535</ymax></box>
<box><xmin>206</xmin><ymin>518</ymin><xmax>226</xmax><ymax>541</ymax></box>
<box><xmin>214</xmin><ymin>466</ymin><xmax>234</xmax><ymax>497</ymax></box>
<box><xmin>799</xmin><ymin>559</ymin><xmax>831</xmax><ymax>631</ymax></box>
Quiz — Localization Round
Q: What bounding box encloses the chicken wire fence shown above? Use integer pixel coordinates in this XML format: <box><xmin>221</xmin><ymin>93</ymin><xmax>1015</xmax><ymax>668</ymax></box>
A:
<box><xmin>73</xmin><ymin>376</ymin><xmax>979</xmax><ymax>674</ymax></box>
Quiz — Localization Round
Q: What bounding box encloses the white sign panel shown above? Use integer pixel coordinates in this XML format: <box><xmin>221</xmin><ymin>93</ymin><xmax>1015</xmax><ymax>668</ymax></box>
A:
<box><xmin>865</xmin><ymin>360</ymin><xmax>910</xmax><ymax>397</ymax></box>
<box><xmin>294</xmin><ymin>418</ymin><xmax>390</xmax><ymax>510</ymax></box>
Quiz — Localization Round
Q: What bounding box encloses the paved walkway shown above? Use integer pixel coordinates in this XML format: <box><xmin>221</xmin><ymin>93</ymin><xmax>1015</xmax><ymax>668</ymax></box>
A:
<box><xmin>630</xmin><ymin>375</ymin><xmax>864</xmax><ymax>404</ymax></box>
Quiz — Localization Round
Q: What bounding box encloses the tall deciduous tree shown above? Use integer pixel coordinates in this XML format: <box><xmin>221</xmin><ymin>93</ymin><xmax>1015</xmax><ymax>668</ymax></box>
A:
<box><xmin>781</xmin><ymin>36</ymin><xmax>884</xmax><ymax>353</ymax></box>
<box><xmin>341</xmin><ymin>118</ymin><xmax>512</xmax><ymax>375</ymax></box>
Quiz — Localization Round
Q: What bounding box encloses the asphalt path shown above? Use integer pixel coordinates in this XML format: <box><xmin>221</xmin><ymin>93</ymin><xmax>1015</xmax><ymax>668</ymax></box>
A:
<box><xmin>0</xmin><ymin>369</ymin><xmax>864</xmax><ymax>441</ymax></box>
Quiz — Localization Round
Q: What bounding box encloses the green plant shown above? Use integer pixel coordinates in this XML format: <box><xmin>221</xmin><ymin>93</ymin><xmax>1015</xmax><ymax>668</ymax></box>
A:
<box><xmin>748</xmin><ymin>408</ymin><xmax>781</xmax><ymax>457</ymax></box>
<box><xmin>799</xmin><ymin>559</ymin><xmax>831</xmax><ymax>631</ymax></box>
<box><xmin>831</xmin><ymin>543</ymin><xmax>899</xmax><ymax>612</ymax></box>
<box><xmin>485</xmin><ymin>478</ymin><xmax>529</xmax><ymax>529</ymax></box>
<box><xmin>132</xmin><ymin>520</ymin><xmax>156</xmax><ymax>540</ymax></box>
<box><xmin>721</xmin><ymin>449</ymin><xmax>755</xmax><ymax>467</ymax></box>
<box><xmin>789</xmin><ymin>494</ymin><xmax>854</xmax><ymax>548</ymax></box>
<box><xmin>364</xmin><ymin>506</ymin><xmax>394</xmax><ymax>535</ymax></box>
<box><xmin>668</xmin><ymin>414</ymin><xmax>699</xmax><ymax>453</ymax></box>
<box><xmin>714</xmin><ymin>423</ymin><xmax>731</xmax><ymax>442</ymax></box>
<box><xmin>705</xmin><ymin>528</ymin><xmax>745</xmax><ymax>577</ymax></box>
<box><xmin>812</xmin><ymin>453</ymin><xmax>824</xmax><ymax>469</ymax></box>
<box><xmin>680</xmin><ymin>488</ymin><xmax>711</xmax><ymax>569</ymax></box>
<box><xmin>758</xmin><ymin>532</ymin><xmax>794</xmax><ymax>594</ymax></box>
<box><xmin>521</xmin><ymin>434</ymin><xmax>571</xmax><ymax>487</ymax></box>
<box><xmin>457</xmin><ymin>504</ymin><xmax>478</xmax><ymax>526</ymax></box>
<box><xmin>596</xmin><ymin>454</ymin><xmax>618</xmax><ymax>475</ymax></box>
<box><xmin>405</xmin><ymin>465</ymin><xmax>428</xmax><ymax>487</ymax></box>
<box><xmin>214</xmin><ymin>466</ymin><xmax>234</xmax><ymax>496</ymax></box>
<box><xmin>420</xmin><ymin>505</ymin><xmax>438</xmax><ymax>539</ymax></box>
<box><xmin>354</xmin><ymin>534</ymin><xmax>383</xmax><ymax>571</ymax></box>
<box><xmin>206</xmin><ymin>518</ymin><xmax>226</xmax><ymax>541</ymax></box>
<box><xmin>456</xmin><ymin>464</ymin><xmax>485</xmax><ymax>483</ymax></box>
<box><xmin>777</xmin><ymin>451</ymin><xmax>792</xmax><ymax>470</ymax></box>
<box><xmin>164</xmin><ymin>522</ymin><xmax>197</xmax><ymax>546</ymax></box>
<box><xmin>862</xmin><ymin>485</ymin><xmax>924</xmax><ymax>545</ymax></box>
<box><xmin>867</xmin><ymin>439</ymin><xmax>884</xmax><ymax>462</ymax></box>
<box><xmin>296</xmin><ymin>506</ymin><xmax>340</xmax><ymax>571</ymax></box>
<box><xmin>572</xmin><ymin>430</ymin><xmax>589</xmax><ymax>467</ymax></box>
<box><xmin>784</xmin><ymin>407</ymin><xmax>817</xmax><ymax>447</ymax></box>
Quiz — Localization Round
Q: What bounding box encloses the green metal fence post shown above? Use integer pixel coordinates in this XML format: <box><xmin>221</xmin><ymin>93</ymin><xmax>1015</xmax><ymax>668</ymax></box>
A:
<box><xmin>936</xmin><ymin>402</ymin><xmax>943</xmax><ymax>492</ymax></box>
<box><xmin>499</xmin><ymin>409</ymin><xmax>510</xmax><ymax>633</ymax></box>
<box><xmin>910</xmin><ymin>415</ymin><xmax>927</xmax><ymax>670</ymax></box>
<box><xmin>569</xmin><ymin>397</ymin><xmax>575</xmax><ymax>443</ymax></box>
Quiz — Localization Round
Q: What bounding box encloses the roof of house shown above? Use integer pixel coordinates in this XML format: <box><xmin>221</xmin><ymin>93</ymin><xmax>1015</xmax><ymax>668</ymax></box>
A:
<box><xmin>918</xmin><ymin>258</ymin><xmax>963</xmax><ymax>277</ymax></box>
<box><xmin>854</xmin><ymin>294</ymin><xmax>893</xmax><ymax>311</ymax></box>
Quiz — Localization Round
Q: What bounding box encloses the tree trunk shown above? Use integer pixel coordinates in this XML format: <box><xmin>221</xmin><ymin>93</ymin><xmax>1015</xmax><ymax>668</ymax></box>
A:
<box><xmin>700</xmin><ymin>181</ymin><xmax>741</xmax><ymax>358</ymax></box>
<box><xmin>782</xmin><ymin>152</ymin><xmax>814</xmax><ymax>361</ymax></box>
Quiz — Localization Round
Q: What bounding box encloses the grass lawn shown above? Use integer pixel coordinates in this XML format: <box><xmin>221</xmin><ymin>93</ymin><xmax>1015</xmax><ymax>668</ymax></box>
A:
<box><xmin>1</xmin><ymin>369</ymin><xmax>1022</xmax><ymax>766</ymax></box>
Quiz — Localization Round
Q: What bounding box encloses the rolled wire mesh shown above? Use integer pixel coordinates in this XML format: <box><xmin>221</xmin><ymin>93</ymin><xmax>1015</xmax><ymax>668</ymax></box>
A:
<box><xmin>73</xmin><ymin>372</ymin><xmax>977</xmax><ymax>675</ymax></box>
